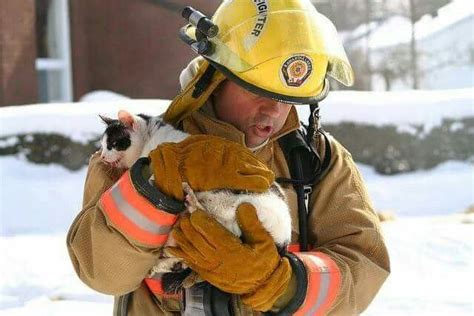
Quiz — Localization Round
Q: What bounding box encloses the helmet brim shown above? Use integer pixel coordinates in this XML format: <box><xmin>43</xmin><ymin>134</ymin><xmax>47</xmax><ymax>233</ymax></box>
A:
<box><xmin>207</xmin><ymin>58</ymin><xmax>330</xmax><ymax>105</ymax></box>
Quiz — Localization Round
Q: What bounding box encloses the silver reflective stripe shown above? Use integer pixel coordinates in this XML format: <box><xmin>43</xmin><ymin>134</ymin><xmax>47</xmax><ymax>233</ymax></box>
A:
<box><xmin>307</xmin><ymin>272</ymin><xmax>330</xmax><ymax>316</ymax></box>
<box><xmin>183</xmin><ymin>286</ymin><xmax>207</xmax><ymax>316</ymax></box>
<box><xmin>306</xmin><ymin>256</ymin><xmax>331</xmax><ymax>316</ymax></box>
<box><xmin>114</xmin><ymin>293</ymin><xmax>131</xmax><ymax>316</ymax></box>
<box><xmin>149</xmin><ymin>273</ymin><xmax>163</xmax><ymax>280</ymax></box>
<box><xmin>110</xmin><ymin>184</ymin><xmax>171</xmax><ymax>235</ymax></box>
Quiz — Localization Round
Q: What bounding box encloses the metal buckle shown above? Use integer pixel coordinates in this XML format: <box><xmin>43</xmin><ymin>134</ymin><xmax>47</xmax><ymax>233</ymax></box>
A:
<box><xmin>303</xmin><ymin>185</ymin><xmax>312</xmax><ymax>198</ymax></box>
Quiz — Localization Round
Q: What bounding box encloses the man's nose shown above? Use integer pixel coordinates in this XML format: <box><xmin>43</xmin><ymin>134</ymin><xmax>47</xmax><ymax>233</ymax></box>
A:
<box><xmin>259</xmin><ymin>99</ymin><xmax>283</xmax><ymax>118</ymax></box>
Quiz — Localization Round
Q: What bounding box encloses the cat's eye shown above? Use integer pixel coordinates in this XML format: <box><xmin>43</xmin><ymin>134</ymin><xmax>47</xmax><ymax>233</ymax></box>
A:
<box><xmin>115</xmin><ymin>138</ymin><xmax>131</xmax><ymax>150</ymax></box>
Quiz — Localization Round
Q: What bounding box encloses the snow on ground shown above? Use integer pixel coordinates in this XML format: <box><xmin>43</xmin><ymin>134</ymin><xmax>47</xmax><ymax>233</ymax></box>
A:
<box><xmin>364</xmin><ymin>217</ymin><xmax>474</xmax><ymax>316</ymax></box>
<box><xmin>0</xmin><ymin>90</ymin><xmax>473</xmax><ymax>315</ymax></box>
<box><xmin>360</xmin><ymin>161</ymin><xmax>474</xmax><ymax>216</ymax></box>
<box><xmin>0</xmin><ymin>233</ymin><xmax>113</xmax><ymax>315</ymax></box>
<box><xmin>0</xmin><ymin>156</ymin><xmax>472</xmax><ymax>315</ymax></box>
<box><xmin>0</xmin><ymin>157</ymin><xmax>472</xmax><ymax>237</ymax></box>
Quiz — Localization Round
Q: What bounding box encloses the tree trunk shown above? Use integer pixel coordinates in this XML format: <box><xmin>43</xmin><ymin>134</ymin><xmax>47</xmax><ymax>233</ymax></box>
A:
<box><xmin>365</xmin><ymin>0</ymin><xmax>372</xmax><ymax>90</ymax></box>
<box><xmin>383</xmin><ymin>73</ymin><xmax>391</xmax><ymax>91</ymax></box>
<box><xmin>409</xmin><ymin>0</ymin><xmax>419</xmax><ymax>89</ymax></box>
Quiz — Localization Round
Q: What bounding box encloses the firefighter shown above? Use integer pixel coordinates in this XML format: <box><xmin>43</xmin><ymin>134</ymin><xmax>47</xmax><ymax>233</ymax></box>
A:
<box><xmin>67</xmin><ymin>0</ymin><xmax>390</xmax><ymax>314</ymax></box>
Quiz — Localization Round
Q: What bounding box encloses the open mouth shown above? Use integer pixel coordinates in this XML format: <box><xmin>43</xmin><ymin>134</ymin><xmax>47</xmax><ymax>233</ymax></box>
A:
<box><xmin>103</xmin><ymin>158</ymin><xmax>122</xmax><ymax>168</ymax></box>
<box><xmin>253</xmin><ymin>124</ymin><xmax>273</xmax><ymax>138</ymax></box>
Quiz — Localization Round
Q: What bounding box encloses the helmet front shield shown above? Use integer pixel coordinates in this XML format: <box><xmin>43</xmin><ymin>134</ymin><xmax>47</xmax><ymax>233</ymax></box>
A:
<box><xmin>182</xmin><ymin>9</ymin><xmax>354</xmax><ymax>87</ymax></box>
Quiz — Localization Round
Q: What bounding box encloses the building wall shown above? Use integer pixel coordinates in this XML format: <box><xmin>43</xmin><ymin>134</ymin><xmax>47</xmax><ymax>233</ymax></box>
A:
<box><xmin>69</xmin><ymin>0</ymin><xmax>220</xmax><ymax>101</ymax></box>
<box><xmin>0</xmin><ymin>0</ymin><xmax>38</xmax><ymax>106</ymax></box>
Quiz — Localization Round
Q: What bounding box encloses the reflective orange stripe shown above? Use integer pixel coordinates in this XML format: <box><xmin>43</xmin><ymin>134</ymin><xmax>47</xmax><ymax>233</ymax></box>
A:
<box><xmin>145</xmin><ymin>277</ymin><xmax>181</xmax><ymax>300</ymax></box>
<box><xmin>288</xmin><ymin>243</ymin><xmax>316</xmax><ymax>253</ymax></box>
<box><xmin>294</xmin><ymin>252</ymin><xmax>341</xmax><ymax>316</ymax></box>
<box><xmin>298</xmin><ymin>257</ymin><xmax>322</xmax><ymax>316</ymax></box>
<box><xmin>100</xmin><ymin>171</ymin><xmax>178</xmax><ymax>247</ymax></box>
<box><xmin>118</xmin><ymin>174</ymin><xmax>177</xmax><ymax>226</ymax></box>
<box><xmin>101</xmin><ymin>191</ymin><xmax>170</xmax><ymax>246</ymax></box>
<box><xmin>287</xmin><ymin>243</ymin><xmax>300</xmax><ymax>253</ymax></box>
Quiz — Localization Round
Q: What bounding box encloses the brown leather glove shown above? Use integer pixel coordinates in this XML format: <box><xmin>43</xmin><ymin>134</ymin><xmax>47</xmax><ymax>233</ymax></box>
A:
<box><xmin>167</xmin><ymin>204</ymin><xmax>292</xmax><ymax>311</ymax></box>
<box><xmin>148</xmin><ymin>135</ymin><xmax>275</xmax><ymax>200</ymax></box>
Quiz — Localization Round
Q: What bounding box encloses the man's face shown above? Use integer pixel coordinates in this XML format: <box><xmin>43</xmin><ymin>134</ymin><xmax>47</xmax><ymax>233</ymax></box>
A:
<box><xmin>212</xmin><ymin>81</ymin><xmax>292</xmax><ymax>148</ymax></box>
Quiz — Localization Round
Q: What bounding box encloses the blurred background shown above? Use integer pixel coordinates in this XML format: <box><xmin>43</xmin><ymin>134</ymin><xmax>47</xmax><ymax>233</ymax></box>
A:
<box><xmin>0</xmin><ymin>0</ymin><xmax>472</xmax><ymax>106</ymax></box>
<box><xmin>0</xmin><ymin>0</ymin><xmax>473</xmax><ymax>315</ymax></box>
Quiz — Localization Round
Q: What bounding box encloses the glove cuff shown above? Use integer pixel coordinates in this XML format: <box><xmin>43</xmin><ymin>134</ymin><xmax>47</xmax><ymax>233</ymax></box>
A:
<box><xmin>276</xmin><ymin>252</ymin><xmax>342</xmax><ymax>315</ymax></box>
<box><xmin>130</xmin><ymin>158</ymin><xmax>184</xmax><ymax>213</ymax></box>
<box><xmin>241</xmin><ymin>257</ymin><xmax>292</xmax><ymax>312</ymax></box>
<box><xmin>99</xmin><ymin>157</ymin><xmax>185</xmax><ymax>248</ymax></box>
<box><xmin>274</xmin><ymin>252</ymin><xmax>308</xmax><ymax>314</ymax></box>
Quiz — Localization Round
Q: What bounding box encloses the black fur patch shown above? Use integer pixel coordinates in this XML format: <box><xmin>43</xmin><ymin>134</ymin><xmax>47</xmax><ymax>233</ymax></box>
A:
<box><xmin>152</xmin><ymin>115</ymin><xmax>166</xmax><ymax>130</ymax></box>
<box><xmin>137</xmin><ymin>113</ymin><xmax>151</xmax><ymax>122</ymax></box>
<box><xmin>161</xmin><ymin>269</ymin><xmax>192</xmax><ymax>294</ymax></box>
<box><xmin>104</xmin><ymin>121</ymin><xmax>131</xmax><ymax>151</ymax></box>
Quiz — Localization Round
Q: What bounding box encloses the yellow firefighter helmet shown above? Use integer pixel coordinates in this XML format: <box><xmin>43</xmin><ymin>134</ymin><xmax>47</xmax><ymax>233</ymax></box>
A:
<box><xmin>165</xmin><ymin>0</ymin><xmax>354</xmax><ymax>124</ymax></box>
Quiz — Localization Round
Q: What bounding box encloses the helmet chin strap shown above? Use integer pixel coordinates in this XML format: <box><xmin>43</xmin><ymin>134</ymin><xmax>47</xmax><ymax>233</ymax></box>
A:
<box><xmin>306</xmin><ymin>78</ymin><xmax>329</xmax><ymax>143</ymax></box>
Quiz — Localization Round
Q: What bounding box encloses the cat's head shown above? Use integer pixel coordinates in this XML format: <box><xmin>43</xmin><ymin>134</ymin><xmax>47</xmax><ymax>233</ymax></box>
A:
<box><xmin>99</xmin><ymin>110</ymin><xmax>150</xmax><ymax>169</ymax></box>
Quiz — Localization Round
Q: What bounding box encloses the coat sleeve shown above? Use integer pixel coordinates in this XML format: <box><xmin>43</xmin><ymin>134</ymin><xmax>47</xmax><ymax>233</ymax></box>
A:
<box><xmin>66</xmin><ymin>152</ymin><xmax>172</xmax><ymax>296</ymax></box>
<box><xmin>275</xmin><ymin>136</ymin><xmax>390</xmax><ymax>315</ymax></box>
<box><xmin>299</xmin><ymin>136</ymin><xmax>390</xmax><ymax>315</ymax></box>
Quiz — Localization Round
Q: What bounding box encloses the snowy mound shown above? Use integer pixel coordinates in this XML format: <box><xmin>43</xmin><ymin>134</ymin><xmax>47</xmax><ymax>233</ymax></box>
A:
<box><xmin>0</xmin><ymin>99</ymin><xmax>170</xmax><ymax>142</ymax></box>
<box><xmin>298</xmin><ymin>88</ymin><xmax>474</xmax><ymax>132</ymax></box>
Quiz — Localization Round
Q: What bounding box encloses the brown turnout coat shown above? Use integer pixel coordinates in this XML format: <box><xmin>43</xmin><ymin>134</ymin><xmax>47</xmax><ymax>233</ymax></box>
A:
<box><xmin>67</xmin><ymin>105</ymin><xmax>390</xmax><ymax>315</ymax></box>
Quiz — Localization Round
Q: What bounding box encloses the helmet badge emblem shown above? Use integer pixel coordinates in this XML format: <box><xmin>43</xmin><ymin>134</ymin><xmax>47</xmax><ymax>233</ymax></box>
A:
<box><xmin>281</xmin><ymin>55</ymin><xmax>313</xmax><ymax>87</ymax></box>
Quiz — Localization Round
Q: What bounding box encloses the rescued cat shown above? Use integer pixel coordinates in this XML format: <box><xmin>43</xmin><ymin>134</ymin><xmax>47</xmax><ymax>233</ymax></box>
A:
<box><xmin>99</xmin><ymin>110</ymin><xmax>188</xmax><ymax>169</ymax></box>
<box><xmin>99</xmin><ymin>110</ymin><xmax>292</xmax><ymax>290</ymax></box>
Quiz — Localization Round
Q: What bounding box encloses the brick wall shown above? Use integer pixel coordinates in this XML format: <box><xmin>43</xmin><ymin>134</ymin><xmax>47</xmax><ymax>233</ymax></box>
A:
<box><xmin>69</xmin><ymin>0</ymin><xmax>220</xmax><ymax>101</ymax></box>
<box><xmin>0</xmin><ymin>0</ymin><xmax>38</xmax><ymax>106</ymax></box>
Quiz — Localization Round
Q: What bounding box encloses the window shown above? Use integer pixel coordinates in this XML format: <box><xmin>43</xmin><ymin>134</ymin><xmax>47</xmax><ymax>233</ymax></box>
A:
<box><xmin>35</xmin><ymin>0</ymin><xmax>72</xmax><ymax>103</ymax></box>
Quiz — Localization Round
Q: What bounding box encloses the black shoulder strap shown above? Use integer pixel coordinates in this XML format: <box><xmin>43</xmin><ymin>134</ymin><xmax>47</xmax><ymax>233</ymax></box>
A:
<box><xmin>277</xmin><ymin>127</ymin><xmax>332</xmax><ymax>188</ymax></box>
<box><xmin>277</xmin><ymin>122</ymin><xmax>332</xmax><ymax>251</ymax></box>
<box><xmin>192</xmin><ymin>64</ymin><xmax>216</xmax><ymax>98</ymax></box>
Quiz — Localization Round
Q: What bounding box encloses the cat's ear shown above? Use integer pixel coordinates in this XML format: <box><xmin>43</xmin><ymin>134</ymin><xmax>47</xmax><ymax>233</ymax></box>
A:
<box><xmin>99</xmin><ymin>114</ymin><xmax>114</xmax><ymax>125</ymax></box>
<box><xmin>118</xmin><ymin>110</ymin><xmax>136</xmax><ymax>130</ymax></box>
